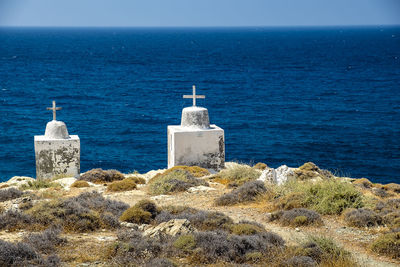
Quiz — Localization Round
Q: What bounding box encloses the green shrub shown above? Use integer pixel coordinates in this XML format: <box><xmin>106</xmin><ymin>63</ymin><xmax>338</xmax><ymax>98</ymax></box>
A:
<box><xmin>213</xmin><ymin>165</ymin><xmax>260</xmax><ymax>187</ymax></box>
<box><xmin>274</xmin><ymin>179</ymin><xmax>364</xmax><ymax>215</ymax></box>
<box><xmin>173</xmin><ymin>234</ymin><xmax>196</xmax><ymax>251</ymax></box>
<box><xmin>70</xmin><ymin>180</ymin><xmax>90</xmax><ymax>188</ymax></box>
<box><xmin>371</xmin><ymin>232</ymin><xmax>400</xmax><ymax>259</ymax></box>
<box><xmin>79</xmin><ymin>168</ymin><xmax>125</xmax><ymax>183</ymax></box>
<box><xmin>344</xmin><ymin>208</ymin><xmax>383</xmax><ymax>227</ymax></box>
<box><xmin>20</xmin><ymin>180</ymin><xmax>61</xmax><ymax>190</ymax></box>
<box><xmin>253</xmin><ymin>162</ymin><xmax>268</xmax><ymax>170</ymax></box>
<box><xmin>120</xmin><ymin>206</ymin><xmax>152</xmax><ymax>224</ymax></box>
<box><xmin>127</xmin><ymin>176</ymin><xmax>146</xmax><ymax>184</ymax></box>
<box><xmin>107</xmin><ymin>179</ymin><xmax>137</xmax><ymax>192</ymax></box>
<box><xmin>149</xmin><ymin>170</ymin><xmax>207</xmax><ymax>195</ymax></box>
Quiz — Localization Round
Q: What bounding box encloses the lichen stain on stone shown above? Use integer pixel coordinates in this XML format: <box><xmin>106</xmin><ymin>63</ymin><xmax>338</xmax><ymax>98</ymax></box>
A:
<box><xmin>37</xmin><ymin>150</ymin><xmax>54</xmax><ymax>175</ymax></box>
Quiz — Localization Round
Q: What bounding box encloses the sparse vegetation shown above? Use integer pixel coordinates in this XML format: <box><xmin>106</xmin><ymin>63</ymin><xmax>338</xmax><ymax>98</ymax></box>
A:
<box><xmin>79</xmin><ymin>168</ymin><xmax>125</xmax><ymax>183</ymax></box>
<box><xmin>212</xmin><ymin>165</ymin><xmax>260</xmax><ymax>187</ymax></box>
<box><xmin>344</xmin><ymin>208</ymin><xmax>383</xmax><ymax>227</ymax></box>
<box><xmin>215</xmin><ymin>180</ymin><xmax>267</xmax><ymax>206</ymax></box>
<box><xmin>270</xmin><ymin>208</ymin><xmax>322</xmax><ymax>227</ymax></box>
<box><xmin>107</xmin><ymin>179</ymin><xmax>137</xmax><ymax>192</ymax></box>
<box><xmin>148</xmin><ymin>169</ymin><xmax>208</xmax><ymax>195</ymax></box>
<box><xmin>371</xmin><ymin>231</ymin><xmax>400</xmax><ymax>259</ymax></box>
<box><xmin>0</xmin><ymin>187</ymin><xmax>23</xmax><ymax>202</ymax></box>
<box><xmin>20</xmin><ymin>180</ymin><xmax>61</xmax><ymax>190</ymax></box>
<box><xmin>70</xmin><ymin>180</ymin><xmax>90</xmax><ymax>188</ymax></box>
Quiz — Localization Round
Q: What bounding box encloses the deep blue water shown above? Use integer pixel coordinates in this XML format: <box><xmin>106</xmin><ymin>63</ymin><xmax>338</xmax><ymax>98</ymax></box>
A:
<box><xmin>0</xmin><ymin>27</ymin><xmax>399</xmax><ymax>183</ymax></box>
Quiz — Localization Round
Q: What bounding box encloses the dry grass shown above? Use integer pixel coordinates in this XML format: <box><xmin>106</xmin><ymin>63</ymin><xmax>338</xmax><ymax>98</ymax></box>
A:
<box><xmin>253</xmin><ymin>162</ymin><xmax>268</xmax><ymax>170</ymax></box>
<box><xmin>211</xmin><ymin>165</ymin><xmax>260</xmax><ymax>188</ymax></box>
<box><xmin>58</xmin><ymin>238</ymin><xmax>111</xmax><ymax>264</ymax></box>
<box><xmin>371</xmin><ymin>231</ymin><xmax>400</xmax><ymax>259</ymax></box>
<box><xmin>352</xmin><ymin>178</ymin><xmax>373</xmax><ymax>189</ymax></box>
<box><xmin>126</xmin><ymin>176</ymin><xmax>146</xmax><ymax>184</ymax></box>
<box><xmin>162</xmin><ymin>166</ymin><xmax>210</xmax><ymax>177</ymax></box>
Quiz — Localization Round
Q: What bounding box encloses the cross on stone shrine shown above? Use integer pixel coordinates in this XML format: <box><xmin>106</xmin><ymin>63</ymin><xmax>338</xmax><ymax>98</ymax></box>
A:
<box><xmin>47</xmin><ymin>100</ymin><xmax>62</xmax><ymax>121</ymax></box>
<box><xmin>183</xmin><ymin>85</ymin><xmax>205</xmax><ymax>106</ymax></box>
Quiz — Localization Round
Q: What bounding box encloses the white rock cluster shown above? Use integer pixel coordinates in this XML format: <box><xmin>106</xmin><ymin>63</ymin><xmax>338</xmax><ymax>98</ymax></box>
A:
<box><xmin>258</xmin><ymin>165</ymin><xmax>295</xmax><ymax>185</ymax></box>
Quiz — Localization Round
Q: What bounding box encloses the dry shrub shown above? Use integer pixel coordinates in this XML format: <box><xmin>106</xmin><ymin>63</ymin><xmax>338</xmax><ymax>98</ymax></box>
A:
<box><xmin>373</xmin><ymin>187</ymin><xmax>389</xmax><ymax>198</ymax></box>
<box><xmin>192</xmin><ymin>230</ymin><xmax>284</xmax><ymax>263</ymax></box>
<box><xmin>70</xmin><ymin>180</ymin><xmax>90</xmax><ymax>188</ymax></box>
<box><xmin>0</xmin><ymin>187</ymin><xmax>23</xmax><ymax>202</ymax></box>
<box><xmin>127</xmin><ymin>176</ymin><xmax>146</xmax><ymax>184</ymax></box>
<box><xmin>215</xmin><ymin>180</ymin><xmax>267</xmax><ymax>206</ymax></box>
<box><xmin>371</xmin><ymin>231</ymin><xmax>400</xmax><ymax>259</ymax></box>
<box><xmin>23</xmin><ymin>227</ymin><xmax>66</xmax><ymax>253</ymax></box>
<box><xmin>163</xmin><ymin>166</ymin><xmax>210</xmax><ymax>177</ymax></box>
<box><xmin>270</xmin><ymin>208</ymin><xmax>322</xmax><ymax>227</ymax></box>
<box><xmin>26</xmin><ymin>191</ymin><xmax>128</xmax><ymax>232</ymax></box>
<box><xmin>0</xmin><ymin>204</ymin><xmax>4</xmax><ymax>214</ymax></box>
<box><xmin>298</xmin><ymin>236</ymin><xmax>354</xmax><ymax>266</ymax></box>
<box><xmin>344</xmin><ymin>208</ymin><xmax>383</xmax><ymax>227</ymax></box>
<box><xmin>228</xmin><ymin>222</ymin><xmax>265</xmax><ymax>235</ymax></box>
<box><xmin>106</xmin><ymin>229</ymin><xmax>165</xmax><ymax>265</ymax></box>
<box><xmin>294</xmin><ymin>162</ymin><xmax>333</xmax><ymax>181</ymax></box>
<box><xmin>107</xmin><ymin>179</ymin><xmax>137</xmax><ymax>192</ymax></box>
<box><xmin>149</xmin><ymin>170</ymin><xmax>208</xmax><ymax>195</ymax></box>
<box><xmin>79</xmin><ymin>168</ymin><xmax>125</xmax><ymax>183</ymax></box>
<box><xmin>213</xmin><ymin>165</ymin><xmax>260</xmax><ymax>188</ymax></box>
<box><xmin>283</xmin><ymin>256</ymin><xmax>317</xmax><ymax>267</ymax></box>
<box><xmin>119</xmin><ymin>200</ymin><xmax>159</xmax><ymax>224</ymax></box>
<box><xmin>352</xmin><ymin>178</ymin><xmax>373</xmax><ymax>189</ymax></box>
<box><xmin>383</xmin><ymin>183</ymin><xmax>400</xmax><ymax>194</ymax></box>
<box><xmin>0</xmin><ymin>239</ymin><xmax>59</xmax><ymax>266</ymax></box>
<box><xmin>0</xmin><ymin>210</ymin><xmax>34</xmax><ymax>231</ymax></box>
<box><xmin>253</xmin><ymin>162</ymin><xmax>268</xmax><ymax>170</ymax></box>
<box><xmin>0</xmin><ymin>184</ymin><xmax>9</xmax><ymax>189</ymax></box>
<box><xmin>155</xmin><ymin>207</ymin><xmax>233</xmax><ymax>231</ymax></box>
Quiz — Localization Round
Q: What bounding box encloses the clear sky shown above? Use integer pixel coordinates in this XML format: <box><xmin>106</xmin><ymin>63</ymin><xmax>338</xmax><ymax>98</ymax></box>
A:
<box><xmin>0</xmin><ymin>0</ymin><xmax>399</xmax><ymax>27</ymax></box>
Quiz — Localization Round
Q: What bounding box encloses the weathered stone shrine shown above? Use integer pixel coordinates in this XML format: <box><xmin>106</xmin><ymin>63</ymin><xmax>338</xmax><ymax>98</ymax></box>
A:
<box><xmin>34</xmin><ymin>101</ymin><xmax>80</xmax><ymax>179</ymax></box>
<box><xmin>168</xmin><ymin>86</ymin><xmax>225</xmax><ymax>171</ymax></box>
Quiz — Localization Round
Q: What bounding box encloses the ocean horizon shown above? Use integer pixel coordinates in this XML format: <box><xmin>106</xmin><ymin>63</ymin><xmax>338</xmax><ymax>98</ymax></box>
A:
<box><xmin>0</xmin><ymin>26</ymin><xmax>399</xmax><ymax>183</ymax></box>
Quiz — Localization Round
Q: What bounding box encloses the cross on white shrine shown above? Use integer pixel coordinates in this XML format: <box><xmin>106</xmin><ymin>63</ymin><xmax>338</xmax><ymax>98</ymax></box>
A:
<box><xmin>47</xmin><ymin>100</ymin><xmax>62</xmax><ymax>121</ymax></box>
<box><xmin>183</xmin><ymin>85</ymin><xmax>205</xmax><ymax>106</ymax></box>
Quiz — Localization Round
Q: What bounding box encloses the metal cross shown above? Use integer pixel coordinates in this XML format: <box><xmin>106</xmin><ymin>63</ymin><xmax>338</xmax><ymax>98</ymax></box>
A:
<box><xmin>183</xmin><ymin>85</ymin><xmax>205</xmax><ymax>106</ymax></box>
<box><xmin>46</xmin><ymin>100</ymin><xmax>62</xmax><ymax>121</ymax></box>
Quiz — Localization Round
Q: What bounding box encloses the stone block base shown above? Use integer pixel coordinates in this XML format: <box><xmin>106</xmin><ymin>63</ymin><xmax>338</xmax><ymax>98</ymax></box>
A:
<box><xmin>34</xmin><ymin>135</ymin><xmax>80</xmax><ymax>180</ymax></box>
<box><xmin>168</xmin><ymin>125</ymin><xmax>225</xmax><ymax>171</ymax></box>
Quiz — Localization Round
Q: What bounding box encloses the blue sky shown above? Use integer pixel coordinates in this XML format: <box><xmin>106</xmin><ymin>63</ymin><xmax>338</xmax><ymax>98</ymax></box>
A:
<box><xmin>0</xmin><ymin>0</ymin><xmax>399</xmax><ymax>27</ymax></box>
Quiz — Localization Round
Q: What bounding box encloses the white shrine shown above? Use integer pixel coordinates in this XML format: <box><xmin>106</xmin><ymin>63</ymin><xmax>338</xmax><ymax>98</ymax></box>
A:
<box><xmin>168</xmin><ymin>86</ymin><xmax>225</xmax><ymax>171</ymax></box>
<box><xmin>34</xmin><ymin>101</ymin><xmax>80</xmax><ymax>180</ymax></box>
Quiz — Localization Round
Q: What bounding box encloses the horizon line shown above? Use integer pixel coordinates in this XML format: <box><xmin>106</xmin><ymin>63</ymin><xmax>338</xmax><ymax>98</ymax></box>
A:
<box><xmin>1</xmin><ymin>24</ymin><xmax>399</xmax><ymax>28</ymax></box>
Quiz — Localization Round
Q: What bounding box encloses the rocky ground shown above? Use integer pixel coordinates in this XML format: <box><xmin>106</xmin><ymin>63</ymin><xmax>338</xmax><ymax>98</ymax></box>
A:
<box><xmin>0</xmin><ymin>163</ymin><xmax>399</xmax><ymax>267</ymax></box>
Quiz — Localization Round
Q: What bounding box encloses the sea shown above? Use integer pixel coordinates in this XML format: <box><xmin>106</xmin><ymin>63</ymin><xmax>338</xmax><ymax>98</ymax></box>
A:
<box><xmin>0</xmin><ymin>27</ymin><xmax>399</xmax><ymax>183</ymax></box>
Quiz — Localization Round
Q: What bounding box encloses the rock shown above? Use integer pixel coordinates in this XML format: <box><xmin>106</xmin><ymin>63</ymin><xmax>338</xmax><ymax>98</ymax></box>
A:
<box><xmin>5</xmin><ymin>176</ymin><xmax>35</xmax><ymax>187</ymax></box>
<box><xmin>53</xmin><ymin>177</ymin><xmax>77</xmax><ymax>190</ymax></box>
<box><xmin>150</xmin><ymin>195</ymin><xmax>174</xmax><ymax>201</ymax></box>
<box><xmin>143</xmin><ymin>219</ymin><xmax>194</xmax><ymax>238</ymax></box>
<box><xmin>120</xmin><ymin>222</ymin><xmax>139</xmax><ymax>229</ymax></box>
<box><xmin>258</xmin><ymin>165</ymin><xmax>295</xmax><ymax>185</ymax></box>
<box><xmin>187</xmin><ymin>185</ymin><xmax>216</xmax><ymax>193</ymax></box>
<box><xmin>224</xmin><ymin>162</ymin><xmax>252</xmax><ymax>170</ymax></box>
